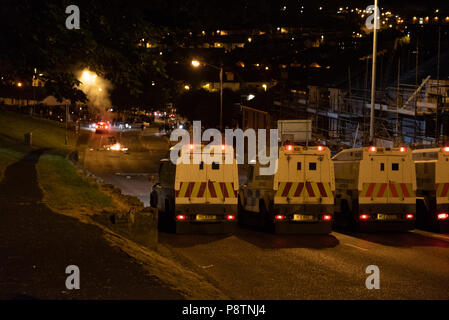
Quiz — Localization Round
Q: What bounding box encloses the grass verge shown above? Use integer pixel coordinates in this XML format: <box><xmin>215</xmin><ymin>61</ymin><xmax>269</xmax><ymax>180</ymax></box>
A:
<box><xmin>36</xmin><ymin>152</ymin><xmax>116</xmax><ymax>218</ymax></box>
<box><xmin>0</xmin><ymin>110</ymin><xmax>76</xmax><ymax>155</ymax></box>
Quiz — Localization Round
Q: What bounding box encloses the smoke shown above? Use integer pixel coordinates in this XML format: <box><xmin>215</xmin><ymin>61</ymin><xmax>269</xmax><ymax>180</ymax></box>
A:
<box><xmin>77</xmin><ymin>69</ymin><xmax>113</xmax><ymax>119</ymax></box>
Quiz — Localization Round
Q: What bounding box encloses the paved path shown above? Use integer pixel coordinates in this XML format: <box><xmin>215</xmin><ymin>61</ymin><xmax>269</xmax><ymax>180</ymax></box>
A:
<box><xmin>0</xmin><ymin>149</ymin><xmax>182</xmax><ymax>299</ymax></box>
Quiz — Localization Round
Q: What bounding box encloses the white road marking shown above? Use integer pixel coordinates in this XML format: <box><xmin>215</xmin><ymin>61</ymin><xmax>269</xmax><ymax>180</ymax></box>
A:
<box><xmin>411</xmin><ymin>230</ymin><xmax>449</xmax><ymax>243</ymax></box>
<box><xmin>343</xmin><ymin>243</ymin><xmax>369</xmax><ymax>251</ymax></box>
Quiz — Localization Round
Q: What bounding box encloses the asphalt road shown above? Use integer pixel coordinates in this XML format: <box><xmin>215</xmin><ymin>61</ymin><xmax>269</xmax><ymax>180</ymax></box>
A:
<box><xmin>160</xmin><ymin>229</ymin><xmax>449</xmax><ymax>299</ymax></box>
<box><xmin>78</xmin><ymin>126</ymin><xmax>449</xmax><ymax>300</ymax></box>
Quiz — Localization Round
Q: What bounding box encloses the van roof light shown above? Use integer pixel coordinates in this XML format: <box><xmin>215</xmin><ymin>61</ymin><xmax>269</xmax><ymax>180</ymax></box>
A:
<box><xmin>399</xmin><ymin>147</ymin><xmax>407</xmax><ymax>152</ymax></box>
<box><xmin>369</xmin><ymin>146</ymin><xmax>377</xmax><ymax>152</ymax></box>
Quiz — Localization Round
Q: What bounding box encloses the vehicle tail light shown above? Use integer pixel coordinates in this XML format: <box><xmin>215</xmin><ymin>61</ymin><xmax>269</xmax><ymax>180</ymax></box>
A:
<box><xmin>369</xmin><ymin>146</ymin><xmax>377</xmax><ymax>152</ymax></box>
<box><xmin>406</xmin><ymin>214</ymin><xmax>414</xmax><ymax>219</ymax></box>
<box><xmin>317</xmin><ymin>145</ymin><xmax>325</xmax><ymax>151</ymax></box>
<box><xmin>285</xmin><ymin>145</ymin><xmax>293</xmax><ymax>151</ymax></box>
<box><xmin>437</xmin><ymin>213</ymin><xmax>449</xmax><ymax>220</ymax></box>
<box><xmin>225</xmin><ymin>214</ymin><xmax>235</xmax><ymax>221</ymax></box>
<box><xmin>360</xmin><ymin>214</ymin><xmax>370</xmax><ymax>220</ymax></box>
<box><xmin>275</xmin><ymin>214</ymin><xmax>285</xmax><ymax>221</ymax></box>
<box><xmin>105</xmin><ymin>125</ymin><xmax>109</xmax><ymax>129</ymax></box>
<box><xmin>400</xmin><ymin>147</ymin><xmax>407</xmax><ymax>152</ymax></box>
<box><xmin>443</xmin><ymin>147</ymin><xmax>449</xmax><ymax>153</ymax></box>
<box><xmin>321</xmin><ymin>214</ymin><xmax>332</xmax><ymax>221</ymax></box>
<box><xmin>176</xmin><ymin>215</ymin><xmax>186</xmax><ymax>221</ymax></box>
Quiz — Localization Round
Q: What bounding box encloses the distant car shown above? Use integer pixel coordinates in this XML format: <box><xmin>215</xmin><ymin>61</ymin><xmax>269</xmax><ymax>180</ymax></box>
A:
<box><xmin>117</xmin><ymin>121</ymin><xmax>131</xmax><ymax>130</ymax></box>
<box><xmin>95</xmin><ymin>121</ymin><xmax>109</xmax><ymax>133</ymax></box>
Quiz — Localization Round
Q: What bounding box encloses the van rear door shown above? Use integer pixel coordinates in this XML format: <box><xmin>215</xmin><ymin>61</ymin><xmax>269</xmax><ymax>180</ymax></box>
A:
<box><xmin>304</xmin><ymin>154</ymin><xmax>321</xmax><ymax>203</ymax></box>
<box><xmin>175</xmin><ymin>150</ymin><xmax>207</xmax><ymax>205</ymax></box>
<box><xmin>205</xmin><ymin>154</ymin><xmax>238</xmax><ymax>205</ymax></box>
<box><xmin>274</xmin><ymin>151</ymin><xmax>305</xmax><ymax>204</ymax></box>
<box><xmin>364</xmin><ymin>154</ymin><xmax>388</xmax><ymax>204</ymax></box>
<box><xmin>387</xmin><ymin>155</ymin><xmax>402</xmax><ymax>203</ymax></box>
<box><xmin>387</xmin><ymin>154</ymin><xmax>415</xmax><ymax>204</ymax></box>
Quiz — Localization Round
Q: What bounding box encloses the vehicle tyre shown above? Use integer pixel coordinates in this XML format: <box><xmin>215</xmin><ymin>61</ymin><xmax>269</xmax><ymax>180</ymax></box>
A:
<box><xmin>150</xmin><ymin>191</ymin><xmax>158</xmax><ymax>208</ymax></box>
<box><xmin>238</xmin><ymin>194</ymin><xmax>244</xmax><ymax>214</ymax></box>
<box><xmin>259</xmin><ymin>200</ymin><xmax>272</xmax><ymax>231</ymax></box>
<box><xmin>165</xmin><ymin>198</ymin><xmax>177</xmax><ymax>233</ymax></box>
<box><xmin>340</xmin><ymin>201</ymin><xmax>351</xmax><ymax>230</ymax></box>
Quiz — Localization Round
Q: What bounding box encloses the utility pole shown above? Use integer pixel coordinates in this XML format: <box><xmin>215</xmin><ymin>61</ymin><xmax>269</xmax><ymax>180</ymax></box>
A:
<box><xmin>191</xmin><ymin>59</ymin><xmax>223</xmax><ymax>131</ymax></box>
<box><xmin>396</xmin><ymin>57</ymin><xmax>401</xmax><ymax>137</ymax></box>
<box><xmin>65</xmin><ymin>103</ymin><xmax>68</xmax><ymax>145</ymax></box>
<box><xmin>219</xmin><ymin>65</ymin><xmax>223</xmax><ymax>132</ymax></box>
<box><xmin>414</xmin><ymin>37</ymin><xmax>419</xmax><ymax>143</ymax></box>
<box><xmin>435</xmin><ymin>26</ymin><xmax>441</xmax><ymax>145</ymax></box>
<box><xmin>369</xmin><ymin>0</ymin><xmax>379</xmax><ymax>145</ymax></box>
<box><xmin>363</xmin><ymin>57</ymin><xmax>369</xmax><ymax>145</ymax></box>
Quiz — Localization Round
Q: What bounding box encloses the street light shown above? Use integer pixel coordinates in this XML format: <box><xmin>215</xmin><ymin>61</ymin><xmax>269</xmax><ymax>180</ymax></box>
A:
<box><xmin>369</xmin><ymin>0</ymin><xmax>379</xmax><ymax>145</ymax></box>
<box><xmin>191</xmin><ymin>59</ymin><xmax>224</xmax><ymax>131</ymax></box>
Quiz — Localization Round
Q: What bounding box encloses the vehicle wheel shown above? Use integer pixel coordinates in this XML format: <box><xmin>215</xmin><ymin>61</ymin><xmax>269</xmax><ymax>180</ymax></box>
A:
<box><xmin>238</xmin><ymin>194</ymin><xmax>244</xmax><ymax>214</ymax></box>
<box><xmin>150</xmin><ymin>191</ymin><xmax>158</xmax><ymax>208</ymax></box>
<box><xmin>259</xmin><ymin>200</ymin><xmax>271</xmax><ymax>230</ymax></box>
<box><xmin>339</xmin><ymin>201</ymin><xmax>351</xmax><ymax>229</ymax></box>
<box><xmin>165</xmin><ymin>198</ymin><xmax>176</xmax><ymax>221</ymax></box>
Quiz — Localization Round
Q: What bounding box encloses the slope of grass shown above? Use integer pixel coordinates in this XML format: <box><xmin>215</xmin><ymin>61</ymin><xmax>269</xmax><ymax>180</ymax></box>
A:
<box><xmin>0</xmin><ymin>109</ymin><xmax>77</xmax><ymax>180</ymax></box>
<box><xmin>0</xmin><ymin>110</ymin><xmax>76</xmax><ymax>155</ymax></box>
<box><xmin>0</xmin><ymin>110</ymin><xmax>115</xmax><ymax>215</ymax></box>
<box><xmin>36</xmin><ymin>153</ymin><xmax>114</xmax><ymax>215</ymax></box>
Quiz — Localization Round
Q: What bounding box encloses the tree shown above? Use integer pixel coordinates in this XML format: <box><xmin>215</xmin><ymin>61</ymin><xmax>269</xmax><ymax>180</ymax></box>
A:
<box><xmin>0</xmin><ymin>0</ymin><xmax>167</xmax><ymax>104</ymax></box>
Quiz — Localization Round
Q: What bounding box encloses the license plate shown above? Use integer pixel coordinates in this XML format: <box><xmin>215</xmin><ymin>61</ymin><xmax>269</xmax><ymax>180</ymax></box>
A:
<box><xmin>377</xmin><ymin>214</ymin><xmax>398</xmax><ymax>220</ymax></box>
<box><xmin>196</xmin><ymin>214</ymin><xmax>216</xmax><ymax>221</ymax></box>
<box><xmin>293</xmin><ymin>214</ymin><xmax>315</xmax><ymax>221</ymax></box>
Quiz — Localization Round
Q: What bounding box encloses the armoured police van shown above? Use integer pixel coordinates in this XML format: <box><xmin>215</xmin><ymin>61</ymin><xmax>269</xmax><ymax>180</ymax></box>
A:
<box><xmin>413</xmin><ymin>147</ymin><xmax>449</xmax><ymax>232</ymax></box>
<box><xmin>150</xmin><ymin>144</ymin><xmax>239</xmax><ymax>233</ymax></box>
<box><xmin>333</xmin><ymin>146</ymin><xmax>416</xmax><ymax>231</ymax></box>
<box><xmin>239</xmin><ymin>144</ymin><xmax>335</xmax><ymax>234</ymax></box>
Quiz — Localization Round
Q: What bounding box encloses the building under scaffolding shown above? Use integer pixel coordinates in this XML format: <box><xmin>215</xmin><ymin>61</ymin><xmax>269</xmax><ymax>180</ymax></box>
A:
<box><xmin>274</xmin><ymin>78</ymin><xmax>449</xmax><ymax>150</ymax></box>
